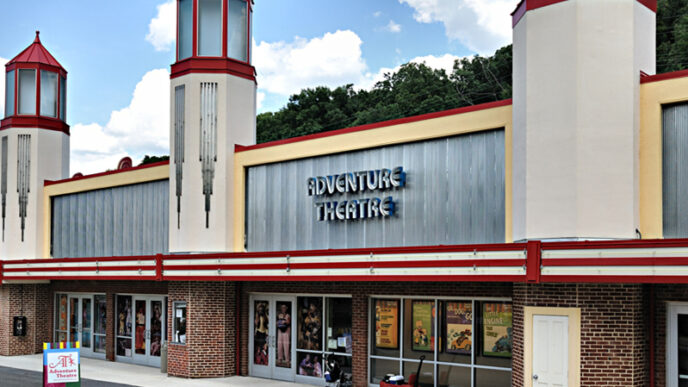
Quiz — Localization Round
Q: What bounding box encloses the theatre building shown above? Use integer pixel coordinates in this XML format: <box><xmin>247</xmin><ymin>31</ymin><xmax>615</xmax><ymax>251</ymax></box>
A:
<box><xmin>6</xmin><ymin>0</ymin><xmax>688</xmax><ymax>386</ymax></box>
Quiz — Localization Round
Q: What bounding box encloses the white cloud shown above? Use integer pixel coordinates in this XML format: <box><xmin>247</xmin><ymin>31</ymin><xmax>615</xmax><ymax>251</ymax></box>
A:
<box><xmin>0</xmin><ymin>57</ymin><xmax>7</xmax><ymax>117</ymax></box>
<box><xmin>254</xmin><ymin>30</ymin><xmax>368</xmax><ymax>96</ymax></box>
<box><xmin>373</xmin><ymin>11</ymin><xmax>382</xmax><ymax>18</ymax></box>
<box><xmin>386</xmin><ymin>20</ymin><xmax>402</xmax><ymax>33</ymax></box>
<box><xmin>146</xmin><ymin>0</ymin><xmax>176</xmax><ymax>52</ymax></box>
<box><xmin>71</xmin><ymin>69</ymin><xmax>170</xmax><ymax>175</ymax></box>
<box><xmin>399</xmin><ymin>0</ymin><xmax>518</xmax><ymax>54</ymax></box>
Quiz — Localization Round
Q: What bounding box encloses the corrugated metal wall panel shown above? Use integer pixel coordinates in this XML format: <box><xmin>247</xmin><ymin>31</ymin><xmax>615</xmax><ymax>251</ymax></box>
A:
<box><xmin>246</xmin><ymin>129</ymin><xmax>506</xmax><ymax>251</ymax></box>
<box><xmin>663</xmin><ymin>103</ymin><xmax>688</xmax><ymax>237</ymax></box>
<box><xmin>51</xmin><ymin>180</ymin><xmax>169</xmax><ymax>258</ymax></box>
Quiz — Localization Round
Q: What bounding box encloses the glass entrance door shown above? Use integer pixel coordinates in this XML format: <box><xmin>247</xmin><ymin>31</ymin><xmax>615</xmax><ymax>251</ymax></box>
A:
<box><xmin>116</xmin><ymin>294</ymin><xmax>166</xmax><ymax>367</ymax></box>
<box><xmin>249</xmin><ymin>295</ymin><xmax>297</xmax><ymax>382</ymax></box>
<box><xmin>54</xmin><ymin>294</ymin><xmax>104</xmax><ymax>359</ymax></box>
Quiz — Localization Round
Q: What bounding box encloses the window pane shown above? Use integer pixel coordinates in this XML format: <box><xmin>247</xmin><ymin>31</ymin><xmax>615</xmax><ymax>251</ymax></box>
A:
<box><xmin>117</xmin><ymin>295</ymin><xmax>132</xmax><ymax>337</ymax></box>
<box><xmin>94</xmin><ymin>295</ymin><xmax>106</xmax><ymax>335</ymax></box>
<box><xmin>437</xmin><ymin>364</ymin><xmax>471</xmax><ymax>387</ymax></box>
<box><xmin>55</xmin><ymin>294</ymin><xmax>67</xmax><ymax>331</ymax></box>
<box><xmin>179</xmin><ymin>0</ymin><xmax>193</xmax><ymax>59</ymax></box>
<box><xmin>371</xmin><ymin>299</ymin><xmax>400</xmax><ymax>357</ymax></box>
<box><xmin>404</xmin><ymin>299</ymin><xmax>435</xmax><ymax>361</ymax></box>
<box><xmin>59</xmin><ymin>76</ymin><xmax>66</xmax><ymax>121</ymax></box>
<box><xmin>174</xmin><ymin>301</ymin><xmax>187</xmax><ymax>344</ymax></box>
<box><xmin>5</xmin><ymin>70</ymin><xmax>14</xmax><ymax>117</ymax></box>
<box><xmin>476</xmin><ymin>301</ymin><xmax>512</xmax><ymax>368</ymax></box>
<box><xmin>297</xmin><ymin>352</ymin><xmax>323</xmax><ymax>377</ymax></box>
<box><xmin>370</xmin><ymin>358</ymin><xmax>399</xmax><ymax>384</ymax></box>
<box><xmin>198</xmin><ymin>0</ymin><xmax>222</xmax><ymax>56</ymax></box>
<box><xmin>439</xmin><ymin>301</ymin><xmax>472</xmax><ymax>364</ymax></box>
<box><xmin>18</xmin><ymin>69</ymin><xmax>36</xmax><ymax>115</ymax></box>
<box><xmin>40</xmin><ymin>70</ymin><xmax>57</xmax><ymax>117</ymax></box>
<box><xmin>475</xmin><ymin>368</ymin><xmax>511</xmax><ymax>387</ymax></box>
<box><xmin>326</xmin><ymin>297</ymin><xmax>352</xmax><ymax>353</ymax></box>
<box><xmin>297</xmin><ymin>297</ymin><xmax>322</xmax><ymax>350</ymax></box>
<box><xmin>228</xmin><ymin>0</ymin><xmax>247</xmax><ymax>61</ymax></box>
<box><xmin>679</xmin><ymin>314</ymin><xmax>688</xmax><ymax>376</ymax></box>
<box><xmin>403</xmin><ymin>360</ymin><xmax>434</xmax><ymax>387</ymax></box>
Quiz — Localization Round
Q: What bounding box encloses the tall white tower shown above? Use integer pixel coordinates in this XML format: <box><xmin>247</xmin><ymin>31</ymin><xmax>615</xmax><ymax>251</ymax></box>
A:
<box><xmin>0</xmin><ymin>32</ymin><xmax>70</xmax><ymax>259</ymax></box>
<box><xmin>168</xmin><ymin>0</ymin><xmax>256</xmax><ymax>253</ymax></box>
<box><xmin>512</xmin><ymin>0</ymin><xmax>656</xmax><ymax>241</ymax></box>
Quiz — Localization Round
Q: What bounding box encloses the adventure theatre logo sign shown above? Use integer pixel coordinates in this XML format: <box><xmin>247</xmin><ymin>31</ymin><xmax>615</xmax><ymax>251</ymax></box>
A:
<box><xmin>307</xmin><ymin>167</ymin><xmax>406</xmax><ymax>221</ymax></box>
<box><xmin>46</xmin><ymin>352</ymin><xmax>79</xmax><ymax>383</ymax></box>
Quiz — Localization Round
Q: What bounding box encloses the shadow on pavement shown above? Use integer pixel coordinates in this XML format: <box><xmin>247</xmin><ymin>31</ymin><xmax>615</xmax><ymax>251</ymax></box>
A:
<box><xmin>0</xmin><ymin>365</ymin><xmax>136</xmax><ymax>387</ymax></box>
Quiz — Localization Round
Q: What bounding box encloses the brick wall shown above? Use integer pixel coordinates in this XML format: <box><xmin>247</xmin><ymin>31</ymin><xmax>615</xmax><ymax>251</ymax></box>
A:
<box><xmin>0</xmin><ymin>283</ymin><xmax>51</xmax><ymax>356</ymax></box>
<box><xmin>512</xmin><ymin>283</ymin><xmax>647</xmax><ymax>387</ymax></box>
<box><xmin>167</xmin><ymin>281</ymin><xmax>237</xmax><ymax>378</ymax></box>
<box><xmin>239</xmin><ymin>281</ymin><xmax>513</xmax><ymax>387</ymax></box>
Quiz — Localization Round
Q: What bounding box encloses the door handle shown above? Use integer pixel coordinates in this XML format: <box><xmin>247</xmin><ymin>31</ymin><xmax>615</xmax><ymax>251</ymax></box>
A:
<box><xmin>533</xmin><ymin>374</ymin><xmax>539</xmax><ymax>380</ymax></box>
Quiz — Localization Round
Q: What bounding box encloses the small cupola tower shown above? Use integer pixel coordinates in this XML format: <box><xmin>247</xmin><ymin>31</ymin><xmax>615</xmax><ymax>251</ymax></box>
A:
<box><xmin>0</xmin><ymin>31</ymin><xmax>69</xmax><ymax>258</ymax></box>
<box><xmin>169</xmin><ymin>0</ymin><xmax>256</xmax><ymax>253</ymax></box>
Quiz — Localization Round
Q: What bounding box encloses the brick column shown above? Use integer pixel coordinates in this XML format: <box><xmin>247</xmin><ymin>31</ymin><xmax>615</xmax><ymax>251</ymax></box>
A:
<box><xmin>512</xmin><ymin>283</ymin><xmax>647</xmax><ymax>387</ymax></box>
<box><xmin>0</xmin><ymin>284</ymin><xmax>51</xmax><ymax>356</ymax></box>
<box><xmin>105</xmin><ymin>292</ymin><xmax>115</xmax><ymax>361</ymax></box>
<box><xmin>167</xmin><ymin>281</ymin><xmax>237</xmax><ymax>378</ymax></box>
<box><xmin>351</xmin><ymin>290</ymin><xmax>368</xmax><ymax>387</ymax></box>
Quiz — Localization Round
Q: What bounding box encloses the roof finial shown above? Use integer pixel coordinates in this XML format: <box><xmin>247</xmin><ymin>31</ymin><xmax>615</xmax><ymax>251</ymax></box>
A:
<box><xmin>34</xmin><ymin>30</ymin><xmax>40</xmax><ymax>43</ymax></box>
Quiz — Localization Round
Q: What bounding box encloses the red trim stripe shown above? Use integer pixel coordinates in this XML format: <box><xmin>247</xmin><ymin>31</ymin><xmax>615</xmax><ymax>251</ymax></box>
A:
<box><xmin>512</xmin><ymin>0</ymin><xmax>656</xmax><ymax>28</ymax></box>
<box><xmin>44</xmin><ymin>160</ymin><xmax>169</xmax><ymax>187</ymax></box>
<box><xmin>2</xmin><ymin>275</ymin><xmax>158</xmax><ymax>281</ymax></box>
<box><xmin>540</xmin><ymin>275</ymin><xmax>688</xmax><ymax>284</ymax></box>
<box><xmin>542</xmin><ymin>258</ymin><xmax>688</xmax><ymax>267</ymax></box>
<box><xmin>236</xmin><ymin>99</ymin><xmax>512</xmax><ymax>153</ymax></box>
<box><xmin>641</xmin><ymin>69</ymin><xmax>688</xmax><ymax>84</ymax></box>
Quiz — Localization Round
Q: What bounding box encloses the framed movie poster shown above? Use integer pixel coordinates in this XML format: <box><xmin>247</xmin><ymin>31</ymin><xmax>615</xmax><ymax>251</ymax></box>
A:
<box><xmin>445</xmin><ymin>301</ymin><xmax>472</xmax><ymax>354</ymax></box>
<box><xmin>482</xmin><ymin>302</ymin><xmax>513</xmax><ymax>358</ymax></box>
<box><xmin>374</xmin><ymin>299</ymin><xmax>399</xmax><ymax>349</ymax></box>
<box><xmin>411</xmin><ymin>300</ymin><xmax>435</xmax><ymax>352</ymax></box>
<box><xmin>297</xmin><ymin>297</ymin><xmax>322</xmax><ymax>350</ymax></box>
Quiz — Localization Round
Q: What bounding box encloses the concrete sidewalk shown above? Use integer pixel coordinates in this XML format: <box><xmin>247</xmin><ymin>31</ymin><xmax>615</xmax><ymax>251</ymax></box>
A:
<box><xmin>0</xmin><ymin>354</ymin><xmax>313</xmax><ymax>387</ymax></box>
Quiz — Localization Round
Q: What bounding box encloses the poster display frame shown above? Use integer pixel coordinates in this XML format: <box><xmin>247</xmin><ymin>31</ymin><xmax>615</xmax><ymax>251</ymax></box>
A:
<box><xmin>374</xmin><ymin>299</ymin><xmax>400</xmax><ymax>350</ymax></box>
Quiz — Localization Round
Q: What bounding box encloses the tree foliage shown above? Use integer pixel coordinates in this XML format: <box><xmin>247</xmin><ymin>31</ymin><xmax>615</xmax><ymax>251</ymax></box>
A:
<box><xmin>257</xmin><ymin>45</ymin><xmax>512</xmax><ymax>143</ymax></box>
<box><xmin>657</xmin><ymin>0</ymin><xmax>688</xmax><ymax>73</ymax></box>
<box><xmin>139</xmin><ymin>155</ymin><xmax>169</xmax><ymax>165</ymax></box>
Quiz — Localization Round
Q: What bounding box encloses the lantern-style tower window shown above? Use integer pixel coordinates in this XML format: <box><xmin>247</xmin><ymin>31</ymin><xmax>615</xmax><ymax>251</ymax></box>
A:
<box><xmin>176</xmin><ymin>0</ymin><xmax>252</xmax><ymax>64</ymax></box>
<box><xmin>2</xmin><ymin>31</ymin><xmax>68</xmax><ymax>133</ymax></box>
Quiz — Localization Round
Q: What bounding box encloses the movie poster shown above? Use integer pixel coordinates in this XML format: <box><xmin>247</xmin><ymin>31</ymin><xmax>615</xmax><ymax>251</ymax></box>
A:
<box><xmin>412</xmin><ymin>300</ymin><xmax>434</xmax><ymax>352</ymax></box>
<box><xmin>445</xmin><ymin>301</ymin><xmax>472</xmax><ymax>354</ymax></box>
<box><xmin>253</xmin><ymin>300</ymin><xmax>269</xmax><ymax>366</ymax></box>
<box><xmin>375</xmin><ymin>300</ymin><xmax>399</xmax><ymax>349</ymax></box>
<box><xmin>297</xmin><ymin>297</ymin><xmax>322</xmax><ymax>350</ymax></box>
<box><xmin>482</xmin><ymin>303</ymin><xmax>513</xmax><ymax>358</ymax></box>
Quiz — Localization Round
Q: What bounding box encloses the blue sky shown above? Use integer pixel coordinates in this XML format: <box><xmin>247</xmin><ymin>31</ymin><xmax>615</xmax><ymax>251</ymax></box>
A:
<box><xmin>0</xmin><ymin>0</ymin><xmax>517</xmax><ymax>174</ymax></box>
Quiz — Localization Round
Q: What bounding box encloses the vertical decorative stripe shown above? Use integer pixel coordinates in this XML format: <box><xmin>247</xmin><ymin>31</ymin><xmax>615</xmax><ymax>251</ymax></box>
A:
<box><xmin>199</xmin><ymin>82</ymin><xmax>218</xmax><ymax>228</ymax></box>
<box><xmin>174</xmin><ymin>85</ymin><xmax>185</xmax><ymax>229</ymax></box>
<box><xmin>17</xmin><ymin>134</ymin><xmax>30</xmax><ymax>242</ymax></box>
<box><xmin>1</xmin><ymin>136</ymin><xmax>7</xmax><ymax>242</ymax></box>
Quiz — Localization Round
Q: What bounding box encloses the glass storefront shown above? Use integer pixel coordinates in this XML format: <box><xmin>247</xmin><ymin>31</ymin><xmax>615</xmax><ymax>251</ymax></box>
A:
<box><xmin>370</xmin><ymin>297</ymin><xmax>512</xmax><ymax>387</ymax></box>
<box><xmin>249</xmin><ymin>294</ymin><xmax>353</xmax><ymax>385</ymax></box>
<box><xmin>53</xmin><ymin>293</ymin><xmax>106</xmax><ymax>359</ymax></box>
<box><xmin>115</xmin><ymin>294</ymin><xmax>167</xmax><ymax>367</ymax></box>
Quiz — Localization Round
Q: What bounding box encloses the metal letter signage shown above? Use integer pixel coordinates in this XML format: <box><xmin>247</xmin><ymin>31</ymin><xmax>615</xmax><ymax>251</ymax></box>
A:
<box><xmin>308</xmin><ymin>166</ymin><xmax>406</xmax><ymax>221</ymax></box>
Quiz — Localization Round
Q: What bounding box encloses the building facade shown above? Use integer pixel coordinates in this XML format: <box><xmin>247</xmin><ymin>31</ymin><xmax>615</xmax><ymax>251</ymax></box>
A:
<box><xmin>2</xmin><ymin>0</ymin><xmax>688</xmax><ymax>386</ymax></box>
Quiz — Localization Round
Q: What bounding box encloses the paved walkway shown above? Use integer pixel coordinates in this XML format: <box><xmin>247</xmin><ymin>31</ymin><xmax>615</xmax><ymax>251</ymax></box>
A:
<box><xmin>0</xmin><ymin>354</ymin><xmax>313</xmax><ymax>387</ymax></box>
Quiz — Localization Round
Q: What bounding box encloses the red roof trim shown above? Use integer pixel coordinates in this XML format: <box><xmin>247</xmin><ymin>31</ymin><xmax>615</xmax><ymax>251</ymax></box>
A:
<box><xmin>170</xmin><ymin>57</ymin><xmax>256</xmax><ymax>82</ymax></box>
<box><xmin>235</xmin><ymin>98</ymin><xmax>513</xmax><ymax>153</ymax></box>
<box><xmin>512</xmin><ymin>0</ymin><xmax>655</xmax><ymax>27</ymax></box>
<box><xmin>44</xmin><ymin>160</ymin><xmax>169</xmax><ymax>187</ymax></box>
<box><xmin>0</xmin><ymin>116</ymin><xmax>69</xmax><ymax>134</ymax></box>
<box><xmin>640</xmin><ymin>69</ymin><xmax>688</xmax><ymax>84</ymax></box>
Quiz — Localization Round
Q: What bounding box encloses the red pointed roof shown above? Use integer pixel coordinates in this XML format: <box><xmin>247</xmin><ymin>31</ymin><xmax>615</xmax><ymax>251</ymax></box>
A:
<box><xmin>6</xmin><ymin>31</ymin><xmax>65</xmax><ymax>72</ymax></box>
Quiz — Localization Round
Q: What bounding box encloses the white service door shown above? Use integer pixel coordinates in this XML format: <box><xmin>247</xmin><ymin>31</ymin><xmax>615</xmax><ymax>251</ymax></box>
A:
<box><xmin>532</xmin><ymin>315</ymin><xmax>569</xmax><ymax>387</ymax></box>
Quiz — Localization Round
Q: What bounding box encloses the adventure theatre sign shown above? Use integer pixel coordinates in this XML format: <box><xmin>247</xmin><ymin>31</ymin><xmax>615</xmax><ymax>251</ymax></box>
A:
<box><xmin>307</xmin><ymin>167</ymin><xmax>406</xmax><ymax>221</ymax></box>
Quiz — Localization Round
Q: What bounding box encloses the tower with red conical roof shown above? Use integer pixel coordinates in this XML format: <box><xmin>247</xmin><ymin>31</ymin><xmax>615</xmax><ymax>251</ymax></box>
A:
<box><xmin>1</xmin><ymin>31</ymin><xmax>69</xmax><ymax>258</ymax></box>
<box><xmin>168</xmin><ymin>0</ymin><xmax>256</xmax><ymax>253</ymax></box>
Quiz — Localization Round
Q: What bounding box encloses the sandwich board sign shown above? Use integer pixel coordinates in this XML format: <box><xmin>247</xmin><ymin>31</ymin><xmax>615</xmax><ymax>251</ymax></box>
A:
<box><xmin>43</xmin><ymin>342</ymin><xmax>81</xmax><ymax>387</ymax></box>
